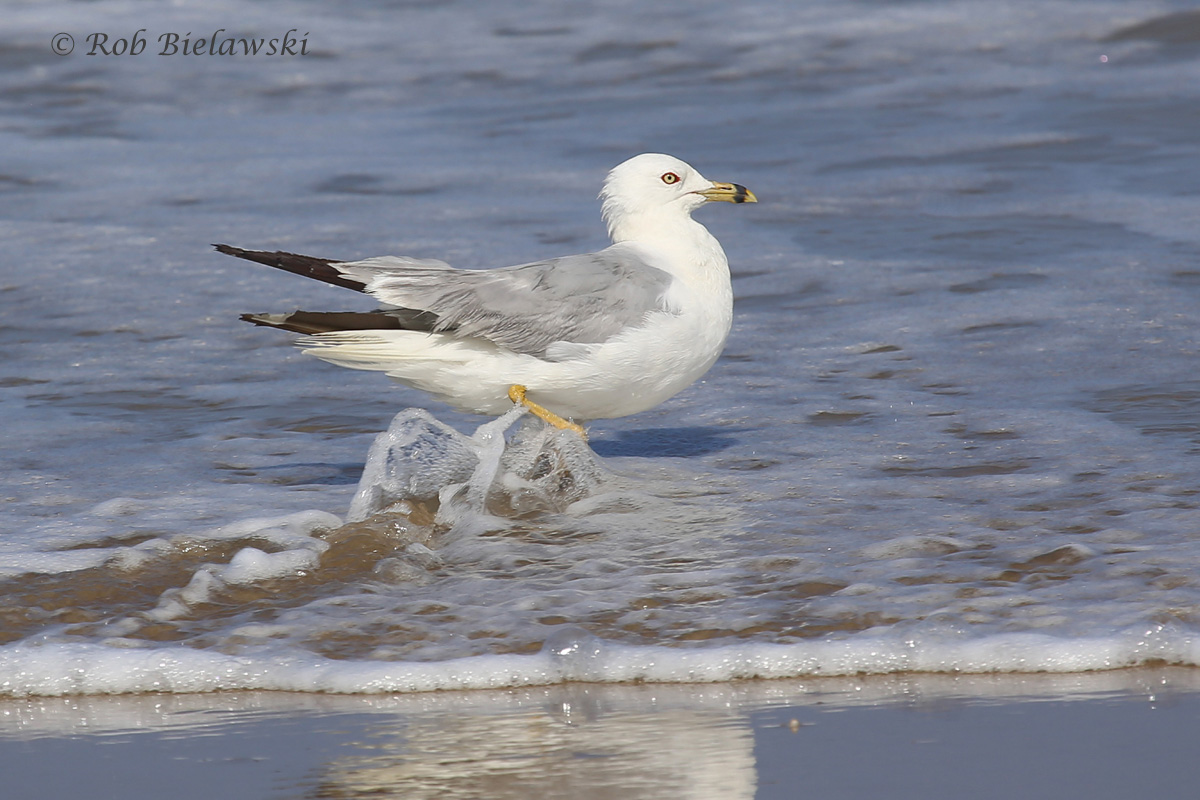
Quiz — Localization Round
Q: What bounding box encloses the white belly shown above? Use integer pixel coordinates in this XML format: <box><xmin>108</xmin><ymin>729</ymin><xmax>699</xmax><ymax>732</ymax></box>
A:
<box><xmin>521</xmin><ymin>309</ymin><xmax>730</xmax><ymax>420</ymax></box>
<box><xmin>451</xmin><ymin>274</ymin><xmax>733</xmax><ymax>420</ymax></box>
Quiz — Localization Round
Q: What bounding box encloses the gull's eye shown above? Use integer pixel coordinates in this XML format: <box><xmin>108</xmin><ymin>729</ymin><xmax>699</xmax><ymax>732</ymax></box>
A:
<box><xmin>660</xmin><ymin>172</ymin><xmax>681</xmax><ymax>185</ymax></box>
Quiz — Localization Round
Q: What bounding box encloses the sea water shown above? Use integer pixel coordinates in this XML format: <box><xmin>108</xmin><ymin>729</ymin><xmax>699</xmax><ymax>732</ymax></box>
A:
<box><xmin>2</xmin><ymin>0</ymin><xmax>1200</xmax><ymax>695</ymax></box>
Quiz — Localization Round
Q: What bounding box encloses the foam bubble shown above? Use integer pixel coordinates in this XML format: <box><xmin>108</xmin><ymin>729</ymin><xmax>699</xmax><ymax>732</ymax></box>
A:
<box><xmin>348</xmin><ymin>409</ymin><xmax>481</xmax><ymax>522</ymax></box>
<box><xmin>220</xmin><ymin>547</ymin><xmax>321</xmax><ymax>585</ymax></box>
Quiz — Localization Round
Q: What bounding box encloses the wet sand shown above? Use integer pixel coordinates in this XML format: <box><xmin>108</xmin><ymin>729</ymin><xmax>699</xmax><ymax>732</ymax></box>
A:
<box><xmin>2</xmin><ymin>667</ymin><xmax>1197</xmax><ymax>799</ymax></box>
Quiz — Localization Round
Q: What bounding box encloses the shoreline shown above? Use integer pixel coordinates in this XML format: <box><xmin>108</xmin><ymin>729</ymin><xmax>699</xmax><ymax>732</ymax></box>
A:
<box><xmin>3</xmin><ymin>667</ymin><xmax>1198</xmax><ymax>799</ymax></box>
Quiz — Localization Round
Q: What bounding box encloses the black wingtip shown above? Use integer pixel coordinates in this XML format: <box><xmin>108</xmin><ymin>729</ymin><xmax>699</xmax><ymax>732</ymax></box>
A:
<box><xmin>239</xmin><ymin>309</ymin><xmax>433</xmax><ymax>335</ymax></box>
<box><xmin>215</xmin><ymin>244</ymin><xmax>367</xmax><ymax>292</ymax></box>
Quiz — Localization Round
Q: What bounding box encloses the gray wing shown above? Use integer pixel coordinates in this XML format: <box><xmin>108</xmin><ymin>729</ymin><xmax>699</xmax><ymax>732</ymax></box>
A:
<box><xmin>352</xmin><ymin>242</ymin><xmax>676</xmax><ymax>358</ymax></box>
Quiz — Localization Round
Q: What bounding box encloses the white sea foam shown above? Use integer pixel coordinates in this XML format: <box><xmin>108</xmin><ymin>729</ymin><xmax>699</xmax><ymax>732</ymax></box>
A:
<box><xmin>2</xmin><ymin>627</ymin><xmax>1198</xmax><ymax>697</ymax></box>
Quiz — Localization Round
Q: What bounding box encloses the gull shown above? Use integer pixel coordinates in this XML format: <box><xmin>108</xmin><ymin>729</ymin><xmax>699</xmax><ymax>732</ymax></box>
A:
<box><xmin>218</xmin><ymin>153</ymin><xmax>756</xmax><ymax>438</ymax></box>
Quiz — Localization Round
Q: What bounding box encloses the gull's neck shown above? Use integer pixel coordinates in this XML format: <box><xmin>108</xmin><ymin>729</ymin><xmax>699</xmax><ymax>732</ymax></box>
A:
<box><xmin>605</xmin><ymin>207</ymin><xmax>730</xmax><ymax>285</ymax></box>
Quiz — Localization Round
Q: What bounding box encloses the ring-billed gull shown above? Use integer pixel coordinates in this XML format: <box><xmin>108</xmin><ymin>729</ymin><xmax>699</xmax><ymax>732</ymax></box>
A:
<box><xmin>218</xmin><ymin>153</ymin><xmax>756</xmax><ymax>437</ymax></box>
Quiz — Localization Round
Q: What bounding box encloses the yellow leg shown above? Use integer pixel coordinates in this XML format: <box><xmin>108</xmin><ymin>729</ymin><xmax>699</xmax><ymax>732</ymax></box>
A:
<box><xmin>508</xmin><ymin>385</ymin><xmax>587</xmax><ymax>439</ymax></box>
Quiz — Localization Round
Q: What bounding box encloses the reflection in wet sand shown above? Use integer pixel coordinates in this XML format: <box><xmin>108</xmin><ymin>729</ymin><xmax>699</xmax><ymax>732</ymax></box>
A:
<box><xmin>316</xmin><ymin>689</ymin><xmax>756</xmax><ymax>799</ymax></box>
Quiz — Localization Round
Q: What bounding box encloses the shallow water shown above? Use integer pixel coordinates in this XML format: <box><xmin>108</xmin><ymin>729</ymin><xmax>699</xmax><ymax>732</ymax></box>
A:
<box><xmin>1</xmin><ymin>670</ymin><xmax>1198</xmax><ymax>800</ymax></box>
<box><xmin>3</xmin><ymin>0</ymin><xmax>1200</xmax><ymax>695</ymax></box>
